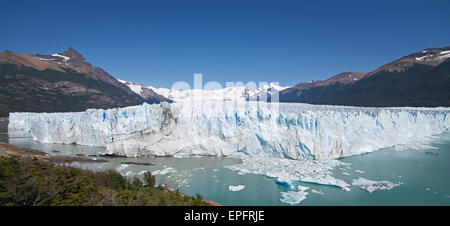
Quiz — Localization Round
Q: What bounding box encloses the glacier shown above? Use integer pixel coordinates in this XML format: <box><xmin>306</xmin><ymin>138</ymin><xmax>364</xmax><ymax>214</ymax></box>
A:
<box><xmin>9</xmin><ymin>101</ymin><xmax>450</xmax><ymax>160</ymax></box>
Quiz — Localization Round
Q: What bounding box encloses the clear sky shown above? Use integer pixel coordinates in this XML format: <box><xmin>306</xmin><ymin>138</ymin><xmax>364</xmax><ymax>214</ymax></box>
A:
<box><xmin>1</xmin><ymin>0</ymin><xmax>449</xmax><ymax>88</ymax></box>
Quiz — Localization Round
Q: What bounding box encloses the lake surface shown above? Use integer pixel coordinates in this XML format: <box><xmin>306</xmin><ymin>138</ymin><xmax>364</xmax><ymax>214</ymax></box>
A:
<box><xmin>1</xmin><ymin>120</ymin><xmax>449</xmax><ymax>205</ymax></box>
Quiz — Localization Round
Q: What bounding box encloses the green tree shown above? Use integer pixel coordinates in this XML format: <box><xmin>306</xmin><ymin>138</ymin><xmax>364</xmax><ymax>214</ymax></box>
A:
<box><xmin>143</xmin><ymin>171</ymin><xmax>156</xmax><ymax>187</ymax></box>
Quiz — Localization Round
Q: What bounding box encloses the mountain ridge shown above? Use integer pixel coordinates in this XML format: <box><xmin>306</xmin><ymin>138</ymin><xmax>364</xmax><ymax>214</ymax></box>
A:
<box><xmin>280</xmin><ymin>46</ymin><xmax>450</xmax><ymax>107</ymax></box>
<box><xmin>0</xmin><ymin>48</ymin><xmax>170</xmax><ymax>116</ymax></box>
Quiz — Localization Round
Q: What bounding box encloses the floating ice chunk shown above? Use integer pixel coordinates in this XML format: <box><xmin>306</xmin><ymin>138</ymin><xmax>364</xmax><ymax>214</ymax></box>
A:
<box><xmin>226</xmin><ymin>155</ymin><xmax>350</xmax><ymax>191</ymax></box>
<box><xmin>152</xmin><ymin>167</ymin><xmax>176</xmax><ymax>175</ymax></box>
<box><xmin>280</xmin><ymin>185</ymin><xmax>310</xmax><ymax>205</ymax></box>
<box><xmin>116</xmin><ymin>164</ymin><xmax>129</xmax><ymax>171</ymax></box>
<box><xmin>229</xmin><ymin>185</ymin><xmax>245</xmax><ymax>191</ymax></box>
<box><xmin>352</xmin><ymin>177</ymin><xmax>401</xmax><ymax>193</ymax></box>
<box><xmin>300</xmin><ymin>175</ymin><xmax>351</xmax><ymax>191</ymax></box>
<box><xmin>342</xmin><ymin>172</ymin><xmax>351</xmax><ymax>176</ymax></box>
<box><xmin>311</xmin><ymin>189</ymin><xmax>324</xmax><ymax>195</ymax></box>
<box><xmin>276</xmin><ymin>181</ymin><xmax>294</xmax><ymax>189</ymax></box>
<box><xmin>276</xmin><ymin>176</ymin><xmax>295</xmax><ymax>189</ymax></box>
<box><xmin>355</xmin><ymin>170</ymin><xmax>365</xmax><ymax>174</ymax></box>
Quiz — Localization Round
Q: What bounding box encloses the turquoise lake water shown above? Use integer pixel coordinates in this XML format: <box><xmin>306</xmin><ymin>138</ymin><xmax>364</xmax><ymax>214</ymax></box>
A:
<box><xmin>1</xmin><ymin>120</ymin><xmax>449</xmax><ymax>205</ymax></box>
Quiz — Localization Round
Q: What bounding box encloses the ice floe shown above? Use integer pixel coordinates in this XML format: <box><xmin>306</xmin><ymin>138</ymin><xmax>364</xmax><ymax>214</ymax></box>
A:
<box><xmin>352</xmin><ymin>177</ymin><xmax>401</xmax><ymax>193</ymax></box>
<box><xmin>280</xmin><ymin>185</ymin><xmax>310</xmax><ymax>205</ymax></box>
<box><xmin>152</xmin><ymin>167</ymin><xmax>176</xmax><ymax>175</ymax></box>
<box><xmin>229</xmin><ymin>185</ymin><xmax>245</xmax><ymax>191</ymax></box>
<box><xmin>226</xmin><ymin>155</ymin><xmax>350</xmax><ymax>191</ymax></box>
<box><xmin>311</xmin><ymin>189</ymin><xmax>324</xmax><ymax>195</ymax></box>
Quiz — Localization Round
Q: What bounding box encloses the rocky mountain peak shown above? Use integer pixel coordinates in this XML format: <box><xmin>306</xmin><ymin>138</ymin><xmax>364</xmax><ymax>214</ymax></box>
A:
<box><xmin>60</xmin><ymin>47</ymin><xmax>86</xmax><ymax>63</ymax></box>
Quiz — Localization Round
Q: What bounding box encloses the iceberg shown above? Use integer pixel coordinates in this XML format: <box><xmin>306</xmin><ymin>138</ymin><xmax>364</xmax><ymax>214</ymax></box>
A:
<box><xmin>352</xmin><ymin>177</ymin><xmax>401</xmax><ymax>193</ymax></box>
<box><xmin>311</xmin><ymin>189</ymin><xmax>324</xmax><ymax>195</ymax></box>
<box><xmin>276</xmin><ymin>177</ymin><xmax>295</xmax><ymax>189</ymax></box>
<box><xmin>229</xmin><ymin>185</ymin><xmax>245</xmax><ymax>192</ymax></box>
<box><xmin>280</xmin><ymin>185</ymin><xmax>310</xmax><ymax>205</ymax></box>
<box><xmin>8</xmin><ymin>102</ymin><xmax>450</xmax><ymax>160</ymax></box>
<box><xmin>152</xmin><ymin>167</ymin><xmax>176</xmax><ymax>175</ymax></box>
<box><xmin>225</xmin><ymin>155</ymin><xmax>350</xmax><ymax>191</ymax></box>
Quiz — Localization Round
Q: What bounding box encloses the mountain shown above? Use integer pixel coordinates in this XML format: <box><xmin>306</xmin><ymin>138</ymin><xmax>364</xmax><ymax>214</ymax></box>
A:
<box><xmin>281</xmin><ymin>72</ymin><xmax>366</xmax><ymax>98</ymax></box>
<box><xmin>0</xmin><ymin>48</ymin><xmax>167</xmax><ymax>116</ymax></box>
<box><xmin>118</xmin><ymin>79</ymin><xmax>172</xmax><ymax>103</ymax></box>
<box><xmin>141</xmin><ymin>82</ymin><xmax>289</xmax><ymax>103</ymax></box>
<box><xmin>247</xmin><ymin>83</ymin><xmax>290</xmax><ymax>101</ymax></box>
<box><xmin>280</xmin><ymin>46</ymin><xmax>450</xmax><ymax>107</ymax></box>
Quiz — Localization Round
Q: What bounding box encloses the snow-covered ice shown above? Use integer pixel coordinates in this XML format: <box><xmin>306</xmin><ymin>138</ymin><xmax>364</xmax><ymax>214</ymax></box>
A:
<box><xmin>352</xmin><ymin>177</ymin><xmax>401</xmax><ymax>193</ymax></box>
<box><xmin>229</xmin><ymin>185</ymin><xmax>245</xmax><ymax>191</ymax></box>
<box><xmin>225</xmin><ymin>155</ymin><xmax>350</xmax><ymax>191</ymax></box>
<box><xmin>146</xmin><ymin>82</ymin><xmax>289</xmax><ymax>103</ymax></box>
<box><xmin>9</xmin><ymin>102</ymin><xmax>450</xmax><ymax>160</ymax></box>
<box><xmin>116</xmin><ymin>164</ymin><xmax>129</xmax><ymax>171</ymax></box>
<box><xmin>280</xmin><ymin>185</ymin><xmax>310</xmax><ymax>205</ymax></box>
<box><xmin>311</xmin><ymin>189</ymin><xmax>324</xmax><ymax>195</ymax></box>
<box><xmin>152</xmin><ymin>167</ymin><xmax>176</xmax><ymax>175</ymax></box>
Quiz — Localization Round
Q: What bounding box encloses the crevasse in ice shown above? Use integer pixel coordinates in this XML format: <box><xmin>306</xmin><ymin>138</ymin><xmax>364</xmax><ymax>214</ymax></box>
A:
<box><xmin>8</xmin><ymin>101</ymin><xmax>450</xmax><ymax>160</ymax></box>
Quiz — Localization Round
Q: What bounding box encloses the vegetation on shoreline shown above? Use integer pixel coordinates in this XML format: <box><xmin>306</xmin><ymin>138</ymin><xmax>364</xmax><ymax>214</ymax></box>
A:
<box><xmin>0</xmin><ymin>155</ymin><xmax>210</xmax><ymax>206</ymax></box>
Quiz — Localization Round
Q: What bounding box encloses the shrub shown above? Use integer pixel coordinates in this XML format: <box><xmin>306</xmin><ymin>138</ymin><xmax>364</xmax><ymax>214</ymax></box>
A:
<box><xmin>0</xmin><ymin>155</ymin><xmax>210</xmax><ymax>206</ymax></box>
<box><xmin>143</xmin><ymin>171</ymin><xmax>156</xmax><ymax>187</ymax></box>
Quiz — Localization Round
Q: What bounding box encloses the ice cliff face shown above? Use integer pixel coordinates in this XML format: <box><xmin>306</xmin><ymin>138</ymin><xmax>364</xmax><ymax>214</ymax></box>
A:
<box><xmin>8</xmin><ymin>102</ymin><xmax>450</xmax><ymax>160</ymax></box>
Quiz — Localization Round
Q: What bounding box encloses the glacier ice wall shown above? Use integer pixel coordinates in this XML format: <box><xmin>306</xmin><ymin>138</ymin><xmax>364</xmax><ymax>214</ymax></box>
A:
<box><xmin>8</xmin><ymin>102</ymin><xmax>450</xmax><ymax>160</ymax></box>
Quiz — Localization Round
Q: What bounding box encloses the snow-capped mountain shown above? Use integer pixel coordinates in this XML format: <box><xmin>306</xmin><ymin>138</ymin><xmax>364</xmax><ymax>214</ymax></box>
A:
<box><xmin>117</xmin><ymin>79</ymin><xmax>172</xmax><ymax>103</ymax></box>
<box><xmin>119</xmin><ymin>80</ymin><xmax>289</xmax><ymax>103</ymax></box>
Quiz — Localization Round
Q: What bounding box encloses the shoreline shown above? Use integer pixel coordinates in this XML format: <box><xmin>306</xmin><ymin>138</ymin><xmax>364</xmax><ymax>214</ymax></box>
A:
<box><xmin>0</xmin><ymin>142</ymin><xmax>107</xmax><ymax>163</ymax></box>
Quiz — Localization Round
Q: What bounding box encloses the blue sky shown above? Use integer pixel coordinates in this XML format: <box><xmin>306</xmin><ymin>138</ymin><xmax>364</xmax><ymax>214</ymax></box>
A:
<box><xmin>1</xmin><ymin>0</ymin><xmax>449</xmax><ymax>88</ymax></box>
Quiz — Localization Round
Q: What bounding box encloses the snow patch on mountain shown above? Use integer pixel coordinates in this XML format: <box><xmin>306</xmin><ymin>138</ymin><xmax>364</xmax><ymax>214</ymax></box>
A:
<box><xmin>118</xmin><ymin>79</ymin><xmax>144</xmax><ymax>94</ymax></box>
<box><xmin>51</xmin><ymin>53</ymin><xmax>70</xmax><ymax>62</ymax></box>
<box><xmin>414</xmin><ymin>49</ymin><xmax>450</xmax><ymax>63</ymax></box>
